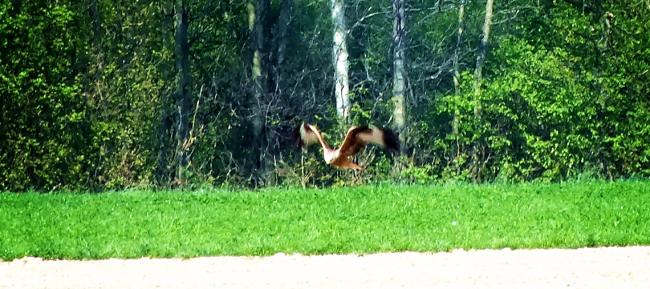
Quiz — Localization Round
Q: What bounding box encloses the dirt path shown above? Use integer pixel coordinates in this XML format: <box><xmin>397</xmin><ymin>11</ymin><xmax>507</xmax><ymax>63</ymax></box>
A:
<box><xmin>2</xmin><ymin>246</ymin><xmax>649</xmax><ymax>289</ymax></box>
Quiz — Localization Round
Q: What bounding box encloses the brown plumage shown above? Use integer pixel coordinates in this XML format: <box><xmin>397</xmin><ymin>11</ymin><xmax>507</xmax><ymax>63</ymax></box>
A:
<box><xmin>294</xmin><ymin>123</ymin><xmax>400</xmax><ymax>170</ymax></box>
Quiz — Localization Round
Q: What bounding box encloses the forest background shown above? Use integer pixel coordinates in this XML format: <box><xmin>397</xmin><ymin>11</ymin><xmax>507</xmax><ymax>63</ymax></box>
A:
<box><xmin>1</xmin><ymin>0</ymin><xmax>648</xmax><ymax>191</ymax></box>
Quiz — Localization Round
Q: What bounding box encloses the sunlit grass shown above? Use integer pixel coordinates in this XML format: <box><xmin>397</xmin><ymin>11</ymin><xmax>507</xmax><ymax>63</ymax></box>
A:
<box><xmin>1</xmin><ymin>180</ymin><xmax>649</xmax><ymax>260</ymax></box>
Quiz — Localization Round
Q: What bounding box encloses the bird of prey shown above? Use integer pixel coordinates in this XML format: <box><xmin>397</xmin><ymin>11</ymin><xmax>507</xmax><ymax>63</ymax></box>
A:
<box><xmin>294</xmin><ymin>123</ymin><xmax>400</xmax><ymax>170</ymax></box>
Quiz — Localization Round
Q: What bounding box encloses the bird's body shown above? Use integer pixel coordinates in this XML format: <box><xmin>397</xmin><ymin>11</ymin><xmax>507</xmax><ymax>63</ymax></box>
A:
<box><xmin>323</xmin><ymin>148</ymin><xmax>339</xmax><ymax>164</ymax></box>
<box><xmin>295</xmin><ymin>123</ymin><xmax>400</xmax><ymax>170</ymax></box>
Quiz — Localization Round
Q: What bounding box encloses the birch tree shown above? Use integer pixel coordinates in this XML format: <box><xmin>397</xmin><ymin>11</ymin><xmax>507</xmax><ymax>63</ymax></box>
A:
<box><xmin>473</xmin><ymin>0</ymin><xmax>494</xmax><ymax>116</ymax></box>
<box><xmin>391</xmin><ymin>0</ymin><xmax>407</xmax><ymax>151</ymax></box>
<box><xmin>331</xmin><ymin>0</ymin><xmax>351</xmax><ymax>123</ymax></box>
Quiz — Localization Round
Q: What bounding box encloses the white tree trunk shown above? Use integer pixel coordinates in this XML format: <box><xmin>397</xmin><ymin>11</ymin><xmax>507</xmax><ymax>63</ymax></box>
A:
<box><xmin>453</xmin><ymin>0</ymin><xmax>465</xmax><ymax>96</ymax></box>
<box><xmin>452</xmin><ymin>0</ymin><xmax>466</xmax><ymax>135</ymax></box>
<box><xmin>331</xmin><ymin>0</ymin><xmax>351</xmax><ymax>123</ymax></box>
<box><xmin>392</xmin><ymin>0</ymin><xmax>406</xmax><ymax>148</ymax></box>
<box><xmin>473</xmin><ymin>0</ymin><xmax>494</xmax><ymax>109</ymax></box>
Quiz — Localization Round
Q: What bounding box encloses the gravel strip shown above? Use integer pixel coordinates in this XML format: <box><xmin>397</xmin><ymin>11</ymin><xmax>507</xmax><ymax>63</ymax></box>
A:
<box><xmin>2</xmin><ymin>246</ymin><xmax>649</xmax><ymax>289</ymax></box>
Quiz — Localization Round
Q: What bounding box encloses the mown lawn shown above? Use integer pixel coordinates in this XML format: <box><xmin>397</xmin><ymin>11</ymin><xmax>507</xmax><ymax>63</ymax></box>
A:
<box><xmin>1</xmin><ymin>180</ymin><xmax>649</xmax><ymax>260</ymax></box>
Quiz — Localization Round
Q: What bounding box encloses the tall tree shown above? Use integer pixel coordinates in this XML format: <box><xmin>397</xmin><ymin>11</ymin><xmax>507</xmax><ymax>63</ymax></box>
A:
<box><xmin>452</xmin><ymin>0</ymin><xmax>466</xmax><ymax>97</ymax></box>
<box><xmin>452</xmin><ymin>0</ymin><xmax>466</xmax><ymax>135</ymax></box>
<box><xmin>275</xmin><ymin>0</ymin><xmax>292</xmax><ymax>82</ymax></box>
<box><xmin>174</xmin><ymin>0</ymin><xmax>192</xmax><ymax>185</ymax></box>
<box><xmin>331</xmin><ymin>0</ymin><xmax>351</xmax><ymax>123</ymax></box>
<box><xmin>248</xmin><ymin>0</ymin><xmax>271</xmax><ymax>185</ymax></box>
<box><xmin>391</xmin><ymin>0</ymin><xmax>407</xmax><ymax>152</ymax></box>
<box><xmin>473</xmin><ymin>0</ymin><xmax>494</xmax><ymax>116</ymax></box>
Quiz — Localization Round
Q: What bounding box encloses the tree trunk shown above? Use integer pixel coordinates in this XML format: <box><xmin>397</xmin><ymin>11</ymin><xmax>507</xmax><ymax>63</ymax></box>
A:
<box><xmin>155</xmin><ymin>3</ymin><xmax>175</xmax><ymax>185</ymax></box>
<box><xmin>90</xmin><ymin>0</ymin><xmax>101</xmax><ymax>56</ymax></box>
<box><xmin>174</xmin><ymin>0</ymin><xmax>191</xmax><ymax>185</ymax></box>
<box><xmin>470</xmin><ymin>0</ymin><xmax>494</xmax><ymax>181</ymax></box>
<box><xmin>276</xmin><ymin>0</ymin><xmax>292</xmax><ymax>79</ymax></box>
<box><xmin>248</xmin><ymin>0</ymin><xmax>270</xmax><ymax>185</ymax></box>
<box><xmin>391</xmin><ymin>0</ymin><xmax>407</xmax><ymax>152</ymax></box>
<box><xmin>473</xmin><ymin>0</ymin><xmax>494</xmax><ymax>117</ymax></box>
<box><xmin>331</xmin><ymin>0</ymin><xmax>351</xmax><ymax>123</ymax></box>
<box><xmin>452</xmin><ymin>0</ymin><xmax>466</xmax><ymax>135</ymax></box>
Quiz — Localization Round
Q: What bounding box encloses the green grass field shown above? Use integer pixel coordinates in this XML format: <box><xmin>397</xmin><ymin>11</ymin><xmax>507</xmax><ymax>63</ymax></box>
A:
<box><xmin>1</xmin><ymin>180</ymin><xmax>649</xmax><ymax>260</ymax></box>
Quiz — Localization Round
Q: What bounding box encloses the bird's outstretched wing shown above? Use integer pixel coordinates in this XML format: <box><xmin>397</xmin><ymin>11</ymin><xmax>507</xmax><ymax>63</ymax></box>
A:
<box><xmin>339</xmin><ymin>125</ymin><xmax>400</xmax><ymax>157</ymax></box>
<box><xmin>295</xmin><ymin>123</ymin><xmax>332</xmax><ymax>150</ymax></box>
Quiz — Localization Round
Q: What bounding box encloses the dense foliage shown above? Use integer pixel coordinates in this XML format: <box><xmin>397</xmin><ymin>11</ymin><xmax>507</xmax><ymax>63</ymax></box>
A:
<box><xmin>1</xmin><ymin>0</ymin><xmax>648</xmax><ymax>190</ymax></box>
